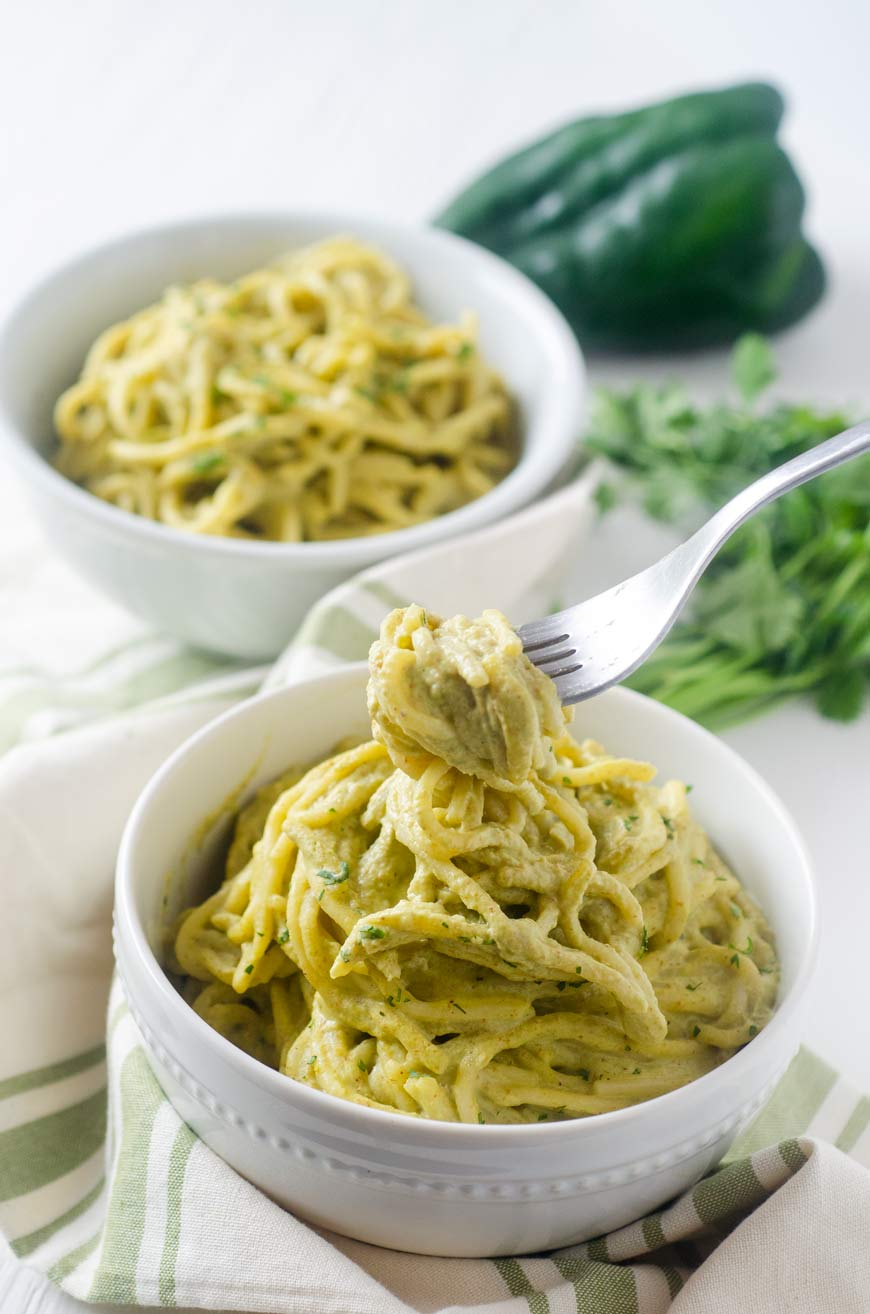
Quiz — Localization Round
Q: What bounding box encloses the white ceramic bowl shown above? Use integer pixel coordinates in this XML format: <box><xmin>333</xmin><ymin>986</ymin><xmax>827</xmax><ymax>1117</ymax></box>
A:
<box><xmin>0</xmin><ymin>213</ymin><xmax>584</xmax><ymax>659</ymax></box>
<box><xmin>115</xmin><ymin>667</ymin><xmax>817</xmax><ymax>1257</ymax></box>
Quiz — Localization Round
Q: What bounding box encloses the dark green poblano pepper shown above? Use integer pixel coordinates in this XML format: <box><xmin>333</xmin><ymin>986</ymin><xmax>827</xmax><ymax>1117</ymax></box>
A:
<box><xmin>435</xmin><ymin>83</ymin><xmax>825</xmax><ymax>351</ymax></box>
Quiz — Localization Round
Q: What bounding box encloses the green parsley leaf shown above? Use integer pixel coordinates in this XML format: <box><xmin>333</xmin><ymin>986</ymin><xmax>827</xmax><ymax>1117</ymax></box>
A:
<box><xmin>456</xmin><ymin>342</ymin><xmax>474</xmax><ymax>361</ymax></box>
<box><xmin>732</xmin><ymin>332</ymin><xmax>776</xmax><ymax>404</ymax></box>
<box><xmin>318</xmin><ymin>862</ymin><xmax>351</xmax><ymax>888</ymax></box>
<box><xmin>452</xmin><ymin>1001</ymin><xmax>467</xmax><ymax>1014</ymax></box>
<box><xmin>749</xmin><ymin>1024</ymin><xmax>758</xmax><ymax>1037</ymax></box>
<box><xmin>478</xmin><ymin>1112</ymin><xmax>485</xmax><ymax>1124</ymax></box>
<box><xmin>360</xmin><ymin>925</ymin><xmax>386</xmax><ymax>940</ymax></box>
<box><xmin>640</xmin><ymin>926</ymin><xmax>649</xmax><ymax>955</ymax></box>
<box><xmin>692</xmin><ymin>1025</ymin><xmax>701</xmax><ymax>1037</ymax></box>
<box><xmin>278</xmin><ymin>928</ymin><xmax>290</xmax><ymax>944</ymax></box>
<box><xmin>686</xmin><ymin>982</ymin><xmax>700</xmax><ymax>992</ymax></box>
<box><xmin>243</xmin><ymin>964</ymin><xmax>253</xmax><ymax>975</ymax></box>
<box><xmin>585</xmin><ymin>342</ymin><xmax>868</xmax><ymax>731</ymax></box>
<box><xmin>593</xmin><ymin>481</ymin><xmax>618</xmax><ymax>513</ymax></box>
<box><xmin>623</xmin><ymin>814</ymin><xmax>639</xmax><ymax>833</ymax></box>
<box><xmin>191</xmin><ymin>452</ymin><xmax>225</xmax><ymax>474</ymax></box>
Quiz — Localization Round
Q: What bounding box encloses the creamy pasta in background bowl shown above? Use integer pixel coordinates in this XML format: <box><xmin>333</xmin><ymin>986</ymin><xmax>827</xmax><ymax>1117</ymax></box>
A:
<box><xmin>0</xmin><ymin>214</ymin><xmax>584</xmax><ymax>657</ymax></box>
<box><xmin>115</xmin><ymin>636</ymin><xmax>817</xmax><ymax>1256</ymax></box>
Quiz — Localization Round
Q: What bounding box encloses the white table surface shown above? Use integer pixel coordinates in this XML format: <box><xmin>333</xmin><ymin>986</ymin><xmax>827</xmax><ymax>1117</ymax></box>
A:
<box><xmin>2</xmin><ymin>2</ymin><xmax>869</xmax><ymax>1307</ymax></box>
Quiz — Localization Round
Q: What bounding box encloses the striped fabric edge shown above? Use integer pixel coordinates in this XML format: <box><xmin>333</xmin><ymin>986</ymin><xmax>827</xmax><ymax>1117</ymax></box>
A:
<box><xmin>0</xmin><ymin>1039</ymin><xmax>866</xmax><ymax>1312</ymax></box>
<box><xmin>487</xmin><ymin>1048</ymin><xmax>867</xmax><ymax>1314</ymax></box>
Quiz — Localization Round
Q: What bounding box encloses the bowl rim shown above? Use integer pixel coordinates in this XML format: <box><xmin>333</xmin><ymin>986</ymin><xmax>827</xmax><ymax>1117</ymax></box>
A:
<box><xmin>115</xmin><ymin>666</ymin><xmax>819</xmax><ymax>1145</ymax></box>
<box><xmin>0</xmin><ymin>209</ymin><xmax>585</xmax><ymax>566</ymax></box>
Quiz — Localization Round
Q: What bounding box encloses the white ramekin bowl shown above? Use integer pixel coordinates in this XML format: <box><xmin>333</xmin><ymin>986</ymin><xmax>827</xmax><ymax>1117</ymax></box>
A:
<box><xmin>0</xmin><ymin>213</ymin><xmax>584</xmax><ymax>659</ymax></box>
<box><xmin>114</xmin><ymin>667</ymin><xmax>817</xmax><ymax>1257</ymax></box>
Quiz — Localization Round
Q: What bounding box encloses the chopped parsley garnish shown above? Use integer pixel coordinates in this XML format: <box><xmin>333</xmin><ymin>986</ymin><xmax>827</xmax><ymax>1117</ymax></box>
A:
<box><xmin>603</xmin><ymin>797</ymin><xmax>613</xmax><ymax>806</ymax></box>
<box><xmin>358</xmin><ymin>1059</ymin><xmax>370</xmax><ymax>1073</ymax></box>
<box><xmin>639</xmin><ymin>926</ymin><xmax>649</xmax><ymax>955</ymax></box>
<box><xmin>556</xmin><ymin>981</ymin><xmax>567</xmax><ymax>992</ymax></box>
<box><xmin>307</xmin><ymin>1055</ymin><xmax>317</xmax><ymax>1066</ymax></box>
<box><xmin>360</xmin><ymin>925</ymin><xmax>386</xmax><ymax>941</ymax></box>
<box><xmin>575</xmin><ymin>967</ymin><xmax>585</xmax><ymax>976</ymax></box>
<box><xmin>692</xmin><ymin>858</ymin><xmax>706</xmax><ymax>867</ymax></box>
<box><xmin>318</xmin><ymin>861</ymin><xmax>351</xmax><ymax>888</ymax></box>
<box><xmin>537</xmin><ymin>1112</ymin><xmax>549</xmax><ymax>1121</ymax></box>
<box><xmin>441</xmin><ymin>921</ymin><xmax>450</xmax><ymax>929</ymax></box>
<box><xmin>749</xmin><ymin>1024</ymin><xmax>758</xmax><ymax>1037</ymax></box>
<box><xmin>623</xmin><ymin>814</ymin><xmax>639</xmax><ymax>833</ymax></box>
<box><xmin>730</xmin><ymin>902</ymin><xmax>742</xmax><ymax>919</ymax></box>
<box><xmin>662</xmin><ymin>816</ymin><xmax>675</xmax><ymax>837</ymax></box>
<box><xmin>632</xmin><ymin>1067</ymin><xmax>641</xmax><ymax>1075</ymax></box>
<box><xmin>243</xmin><ymin>964</ymin><xmax>254</xmax><ymax>975</ymax></box>
<box><xmin>452</xmin><ymin>1001</ymin><xmax>467</xmax><ymax>1014</ymax></box>
<box><xmin>458</xmin><ymin>936</ymin><xmax>472</xmax><ymax>943</ymax></box>
<box><xmin>191</xmin><ymin>452</ymin><xmax>224</xmax><ymax>474</ymax></box>
<box><xmin>579</xmin><ymin>1069</ymin><xmax>590</xmax><ymax>1082</ymax></box>
<box><xmin>686</xmin><ymin>982</ymin><xmax>700</xmax><ymax>992</ymax></box>
<box><xmin>730</xmin><ymin>953</ymin><xmax>741</xmax><ymax>968</ymax></box>
<box><xmin>277</xmin><ymin>928</ymin><xmax>290</xmax><ymax>944</ymax></box>
<box><xmin>562</xmin><ymin>776</ymin><xmax>572</xmax><ymax>786</ymax></box>
<box><xmin>692</xmin><ymin>1025</ymin><xmax>701</xmax><ymax>1037</ymax></box>
<box><xmin>456</xmin><ymin>342</ymin><xmax>474</xmax><ymax>360</ymax></box>
<box><xmin>478</xmin><ymin>1113</ymin><xmax>485</xmax><ymax>1124</ymax></box>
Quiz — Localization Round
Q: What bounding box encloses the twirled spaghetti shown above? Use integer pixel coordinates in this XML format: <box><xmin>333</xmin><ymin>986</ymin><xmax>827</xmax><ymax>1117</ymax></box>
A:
<box><xmin>174</xmin><ymin>607</ymin><xmax>778</xmax><ymax>1123</ymax></box>
<box><xmin>54</xmin><ymin>238</ymin><xmax>516</xmax><ymax>541</ymax></box>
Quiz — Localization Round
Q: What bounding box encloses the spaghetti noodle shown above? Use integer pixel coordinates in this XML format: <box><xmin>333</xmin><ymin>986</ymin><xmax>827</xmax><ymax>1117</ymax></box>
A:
<box><xmin>174</xmin><ymin>606</ymin><xmax>778</xmax><ymax>1123</ymax></box>
<box><xmin>54</xmin><ymin>238</ymin><xmax>516</xmax><ymax>542</ymax></box>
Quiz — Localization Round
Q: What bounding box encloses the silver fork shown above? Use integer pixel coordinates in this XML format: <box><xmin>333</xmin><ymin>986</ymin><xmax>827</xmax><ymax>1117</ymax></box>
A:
<box><xmin>519</xmin><ymin>420</ymin><xmax>870</xmax><ymax>705</ymax></box>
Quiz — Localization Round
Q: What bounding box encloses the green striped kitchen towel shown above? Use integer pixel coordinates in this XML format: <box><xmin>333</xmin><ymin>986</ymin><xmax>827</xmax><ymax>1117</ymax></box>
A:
<box><xmin>2</xmin><ymin>471</ymin><xmax>870</xmax><ymax>1312</ymax></box>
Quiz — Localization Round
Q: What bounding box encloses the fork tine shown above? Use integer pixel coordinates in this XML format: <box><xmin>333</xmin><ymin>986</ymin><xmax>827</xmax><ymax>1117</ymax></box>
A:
<box><xmin>521</xmin><ymin>630</ymin><xmax>570</xmax><ymax>655</ymax></box>
<box><xmin>527</xmin><ymin>645</ymin><xmax>577</xmax><ymax>669</ymax></box>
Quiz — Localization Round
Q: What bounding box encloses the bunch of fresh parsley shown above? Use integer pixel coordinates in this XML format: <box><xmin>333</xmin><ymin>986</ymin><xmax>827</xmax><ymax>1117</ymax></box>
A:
<box><xmin>585</xmin><ymin>335</ymin><xmax>870</xmax><ymax>728</ymax></box>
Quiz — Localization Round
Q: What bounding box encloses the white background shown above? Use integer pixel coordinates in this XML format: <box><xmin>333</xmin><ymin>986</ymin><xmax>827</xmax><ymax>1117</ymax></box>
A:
<box><xmin>0</xmin><ymin>0</ymin><xmax>868</xmax><ymax>1276</ymax></box>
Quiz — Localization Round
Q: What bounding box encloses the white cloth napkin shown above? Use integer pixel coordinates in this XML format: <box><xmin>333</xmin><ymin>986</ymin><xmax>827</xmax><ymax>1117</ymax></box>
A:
<box><xmin>2</xmin><ymin>469</ymin><xmax>870</xmax><ymax>1314</ymax></box>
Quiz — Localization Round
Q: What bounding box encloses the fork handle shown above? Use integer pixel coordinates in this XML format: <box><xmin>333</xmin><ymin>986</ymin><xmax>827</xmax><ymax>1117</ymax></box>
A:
<box><xmin>686</xmin><ymin>419</ymin><xmax>870</xmax><ymax>574</ymax></box>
